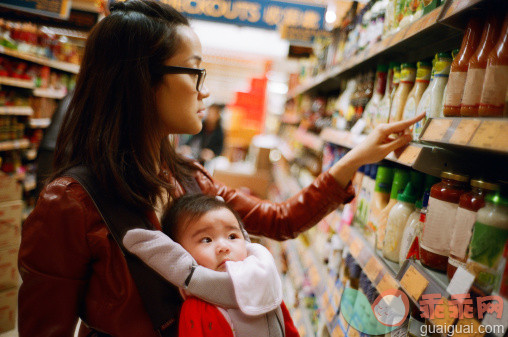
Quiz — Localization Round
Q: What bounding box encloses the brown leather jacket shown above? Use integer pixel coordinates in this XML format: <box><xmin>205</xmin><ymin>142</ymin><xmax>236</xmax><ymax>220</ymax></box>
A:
<box><xmin>18</xmin><ymin>165</ymin><xmax>354</xmax><ymax>337</ymax></box>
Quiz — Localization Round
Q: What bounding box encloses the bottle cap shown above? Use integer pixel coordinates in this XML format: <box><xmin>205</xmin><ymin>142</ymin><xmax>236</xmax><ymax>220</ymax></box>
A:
<box><xmin>370</xmin><ymin>164</ymin><xmax>378</xmax><ymax>179</ymax></box>
<box><xmin>415</xmin><ymin>199</ymin><xmax>423</xmax><ymax>209</ymax></box>
<box><xmin>471</xmin><ymin>180</ymin><xmax>499</xmax><ymax>191</ymax></box>
<box><xmin>397</xmin><ymin>182</ymin><xmax>417</xmax><ymax>204</ymax></box>
<box><xmin>377</xmin><ymin>64</ymin><xmax>388</xmax><ymax>72</ymax></box>
<box><xmin>422</xmin><ymin>191</ymin><xmax>430</xmax><ymax>208</ymax></box>
<box><xmin>441</xmin><ymin>171</ymin><xmax>469</xmax><ymax>182</ymax></box>
<box><xmin>401</xmin><ymin>63</ymin><xmax>416</xmax><ymax>69</ymax></box>
<box><xmin>437</xmin><ymin>52</ymin><xmax>452</xmax><ymax>60</ymax></box>
<box><xmin>389</xmin><ymin>62</ymin><xmax>399</xmax><ymax>69</ymax></box>
<box><xmin>485</xmin><ymin>192</ymin><xmax>508</xmax><ymax>206</ymax></box>
<box><xmin>390</xmin><ymin>168</ymin><xmax>410</xmax><ymax>199</ymax></box>
<box><xmin>417</xmin><ymin>61</ymin><xmax>432</xmax><ymax>68</ymax></box>
<box><xmin>375</xmin><ymin>166</ymin><xmax>394</xmax><ymax>193</ymax></box>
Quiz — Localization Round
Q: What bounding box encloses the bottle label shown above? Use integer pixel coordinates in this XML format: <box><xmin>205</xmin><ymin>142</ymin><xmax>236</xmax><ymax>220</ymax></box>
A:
<box><xmin>480</xmin><ymin>65</ymin><xmax>508</xmax><ymax>107</ymax></box>
<box><xmin>461</xmin><ymin>68</ymin><xmax>486</xmax><ymax>107</ymax></box>
<box><xmin>393</xmin><ymin>70</ymin><xmax>400</xmax><ymax>85</ymax></box>
<box><xmin>416</xmin><ymin>67</ymin><xmax>431</xmax><ymax>81</ymax></box>
<box><xmin>434</xmin><ymin>60</ymin><xmax>451</xmax><ymax>76</ymax></box>
<box><xmin>469</xmin><ymin>221</ymin><xmax>508</xmax><ymax>268</ymax></box>
<box><xmin>449</xmin><ymin>207</ymin><xmax>477</xmax><ymax>260</ymax></box>
<box><xmin>403</xmin><ymin>96</ymin><xmax>417</xmax><ymax>121</ymax></box>
<box><xmin>444</xmin><ymin>71</ymin><xmax>467</xmax><ymax>108</ymax></box>
<box><xmin>401</xmin><ymin>68</ymin><xmax>416</xmax><ymax>83</ymax></box>
<box><xmin>421</xmin><ymin>197</ymin><xmax>458</xmax><ymax>255</ymax></box>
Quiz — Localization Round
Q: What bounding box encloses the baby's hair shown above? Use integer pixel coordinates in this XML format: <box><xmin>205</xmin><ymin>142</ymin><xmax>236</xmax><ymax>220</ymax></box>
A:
<box><xmin>161</xmin><ymin>194</ymin><xmax>246</xmax><ymax>242</ymax></box>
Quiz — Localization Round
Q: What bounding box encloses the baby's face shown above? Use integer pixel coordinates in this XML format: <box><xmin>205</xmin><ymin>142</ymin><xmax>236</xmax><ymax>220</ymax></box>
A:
<box><xmin>178</xmin><ymin>208</ymin><xmax>248</xmax><ymax>271</ymax></box>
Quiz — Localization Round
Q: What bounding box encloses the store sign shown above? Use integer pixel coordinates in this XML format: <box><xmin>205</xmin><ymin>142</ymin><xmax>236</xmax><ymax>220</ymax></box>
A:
<box><xmin>0</xmin><ymin>0</ymin><xmax>72</xmax><ymax>19</ymax></box>
<box><xmin>280</xmin><ymin>25</ymin><xmax>330</xmax><ymax>45</ymax></box>
<box><xmin>154</xmin><ymin>0</ymin><xmax>326</xmax><ymax>30</ymax></box>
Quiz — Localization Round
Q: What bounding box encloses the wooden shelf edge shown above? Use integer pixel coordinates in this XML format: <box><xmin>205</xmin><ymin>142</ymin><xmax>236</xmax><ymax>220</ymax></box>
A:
<box><xmin>0</xmin><ymin>46</ymin><xmax>80</xmax><ymax>74</ymax></box>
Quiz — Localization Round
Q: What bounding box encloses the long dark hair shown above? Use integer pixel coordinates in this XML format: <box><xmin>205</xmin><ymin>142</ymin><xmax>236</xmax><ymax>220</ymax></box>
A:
<box><xmin>53</xmin><ymin>0</ymin><xmax>196</xmax><ymax>211</ymax></box>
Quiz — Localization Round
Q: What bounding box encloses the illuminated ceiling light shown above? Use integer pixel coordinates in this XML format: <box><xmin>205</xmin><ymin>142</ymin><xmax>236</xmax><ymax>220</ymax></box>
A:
<box><xmin>325</xmin><ymin>10</ymin><xmax>336</xmax><ymax>24</ymax></box>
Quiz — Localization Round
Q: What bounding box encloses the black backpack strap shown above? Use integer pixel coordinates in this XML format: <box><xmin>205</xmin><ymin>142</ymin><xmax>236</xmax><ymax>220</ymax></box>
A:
<box><xmin>63</xmin><ymin>166</ymin><xmax>180</xmax><ymax>337</ymax></box>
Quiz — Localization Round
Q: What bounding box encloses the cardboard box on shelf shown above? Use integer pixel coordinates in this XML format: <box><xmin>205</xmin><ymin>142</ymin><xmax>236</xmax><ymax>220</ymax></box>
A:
<box><xmin>0</xmin><ymin>246</ymin><xmax>18</xmax><ymax>290</ymax></box>
<box><xmin>0</xmin><ymin>173</ymin><xmax>21</xmax><ymax>203</ymax></box>
<box><xmin>0</xmin><ymin>287</ymin><xmax>17</xmax><ymax>333</ymax></box>
<box><xmin>213</xmin><ymin>168</ymin><xmax>271</xmax><ymax>199</ymax></box>
<box><xmin>0</xmin><ymin>200</ymin><xmax>22</xmax><ymax>250</ymax></box>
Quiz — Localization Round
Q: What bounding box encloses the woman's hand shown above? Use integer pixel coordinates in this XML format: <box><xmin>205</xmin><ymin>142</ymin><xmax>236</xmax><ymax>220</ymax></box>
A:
<box><xmin>329</xmin><ymin>113</ymin><xmax>424</xmax><ymax>188</ymax></box>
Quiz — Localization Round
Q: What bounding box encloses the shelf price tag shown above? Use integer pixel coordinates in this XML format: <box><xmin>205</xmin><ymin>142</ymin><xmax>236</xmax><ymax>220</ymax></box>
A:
<box><xmin>446</xmin><ymin>266</ymin><xmax>475</xmax><ymax>297</ymax></box>
<box><xmin>364</xmin><ymin>257</ymin><xmax>383</xmax><ymax>281</ymax></box>
<box><xmin>469</xmin><ymin>120</ymin><xmax>508</xmax><ymax>152</ymax></box>
<box><xmin>340</xmin><ymin>226</ymin><xmax>351</xmax><ymax>242</ymax></box>
<box><xmin>450</xmin><ymin>119</ymin><xmax>481</xmax><ymax>145</ymax></box>
<box><xmin>400</xmin><ymin>265</ymin><xmax>429</xmax><ymax>301</ymax></box>
<box><xmin>397</xmin><ymin>145</ymin><xmax>422</xmax><ymax>166</ymax></box>
<box><xmin>421</xmin><ymin>118</ymin><xmax>453</xmax><ymax>142</ymax></box>
<box><xmin>332</xmin><ymin>325</ymin><xmax>345</xmax><ymax>337</ymax></box>
<box><xmin>377</xmin><ymin>274</ymin><xmax>399</xmax><ymax>293</ymax></box>
<box><xmin>350</xmin><ymin>238</ymin><xmax>363</xmax><ymax>258</ymax></box>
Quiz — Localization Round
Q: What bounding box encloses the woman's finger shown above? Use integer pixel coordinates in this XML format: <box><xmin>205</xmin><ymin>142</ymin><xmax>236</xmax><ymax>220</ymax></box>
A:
<box><xmin>381</xmin><ymin>134</ymin><xmax>412</xmax><ymax>154</ymax></box>
<box><xmin>384</xmin><ymin>113</ymin><xmax>425</xmax><ymax>134</ymax></box>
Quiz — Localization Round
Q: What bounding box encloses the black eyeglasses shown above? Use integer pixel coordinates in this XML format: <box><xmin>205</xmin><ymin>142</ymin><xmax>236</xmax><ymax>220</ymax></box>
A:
<box><xmin>158</xmin><ymin>66</ymin><xmax>206</xmax><ymax>92</ymax></box>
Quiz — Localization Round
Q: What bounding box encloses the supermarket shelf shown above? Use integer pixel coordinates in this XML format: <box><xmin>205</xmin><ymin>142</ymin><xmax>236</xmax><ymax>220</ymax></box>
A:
<box><xmin>420</xmin><ymin>117</ymin><xmax>508</xmax><ymax>154</ymax></box>
<box><xmin>33</xmin><ymin>87</ymin><xmax>67</xmax><ymax>99</ymax></box>
<box><xmin>320</xmin><ymin>127</ymin><xmax>422</xmax><ymax>168</ymax></box>
<box><xmin>0</xmin><ymin>46</ymin><xmax>80</xmax><ymax>74</ymax></box>
<box><xmin>295</xmin><ymin>129</ymin><xmax>323</xmax><ymax>153</ymax></box>
<box><xmin>0</xmin><ymin>76</ymin><xmax>35</xmax><ymax>89</ymax></box>
<box><xmin>0</xmin><ymin>139</ymin><xmax>30</xmax><ymax>151</ymax></box>
<box><xmin>286</xmin><ymin>0</ymin><xmax>499</xmax><ymax>99</ymax></box>
<box><xmin>29</xmin><ymin>118</ymin><xmax>51</xmax><ymax>128</ymax></box>
<box><xmin>0</xmin><ymin>106</ymin><xmax>33</xmax><ymax>116</ymax></box>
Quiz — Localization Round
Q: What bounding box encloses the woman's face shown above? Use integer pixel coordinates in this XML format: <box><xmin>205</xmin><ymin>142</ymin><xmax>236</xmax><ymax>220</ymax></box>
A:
<box><xmin>155</xmin><ymin>26</ymin><xmax>210</xmax><ymax>135</ymax></box>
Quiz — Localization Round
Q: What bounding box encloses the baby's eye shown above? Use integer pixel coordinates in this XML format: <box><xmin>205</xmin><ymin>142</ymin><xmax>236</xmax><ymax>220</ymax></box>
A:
<box><xmin>200</xmin><ymin>237</ymin><xmax>212</xmax><ymax>243</ymax></box>
<box><xmin>228</xmin><ymin>233</ymin><xmax>239</xmax><ymax>240</ymax></box>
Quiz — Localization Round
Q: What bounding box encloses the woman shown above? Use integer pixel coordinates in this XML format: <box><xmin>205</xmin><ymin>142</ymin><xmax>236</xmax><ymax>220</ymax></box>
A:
<box><xmin>18</xmin><ymin>1</ymin><xmax>422</xmax><ymax>336</ymax></box>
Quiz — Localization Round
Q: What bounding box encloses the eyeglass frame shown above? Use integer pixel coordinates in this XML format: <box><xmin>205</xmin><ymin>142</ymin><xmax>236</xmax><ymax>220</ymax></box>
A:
<box><xmin>157</xmin><ymin>65</ymin><xmax>207</xmax><ymax>92</ymax></box>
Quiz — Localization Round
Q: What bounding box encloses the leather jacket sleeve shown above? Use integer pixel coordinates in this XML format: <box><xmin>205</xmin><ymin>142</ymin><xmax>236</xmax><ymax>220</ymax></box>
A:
<box><xmin>195</xmin><ymin>165</ymin><xmax>355</xmax><ymax>241</ymax></box>
<box><xmin>18</xmin><ymin>180</ymin><xmax>93</xmax><ymax>337</ymax></box>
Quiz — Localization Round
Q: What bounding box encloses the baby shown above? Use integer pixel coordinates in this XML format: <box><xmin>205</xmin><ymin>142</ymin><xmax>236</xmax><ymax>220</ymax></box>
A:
<box><xmin>123</xmin><ymin>194</ymin><xmax>299</xmax><ymax>337</ymax></box>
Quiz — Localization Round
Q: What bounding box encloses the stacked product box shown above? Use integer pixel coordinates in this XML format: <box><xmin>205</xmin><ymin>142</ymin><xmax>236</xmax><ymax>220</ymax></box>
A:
<box><xmin>0</xmin><ymin>171</ymin><xmax>22</xmax><ymax>333</ymax></box>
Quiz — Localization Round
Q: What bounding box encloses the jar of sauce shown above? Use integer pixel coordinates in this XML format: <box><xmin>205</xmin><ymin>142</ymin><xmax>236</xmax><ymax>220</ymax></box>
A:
<box><xmin>468</xmin><ymin>192</ymin><xmax>508</xmax><ymax>294</ymax></box>
<box><xmin>420</xmin><ymin>172</ymin><xmax>469</xmax><ymax>272</ymax></box>
<box><xmin>447</xmin><ymin>180</ymin><xmax>499</xmax><ymax>279</ymax></box>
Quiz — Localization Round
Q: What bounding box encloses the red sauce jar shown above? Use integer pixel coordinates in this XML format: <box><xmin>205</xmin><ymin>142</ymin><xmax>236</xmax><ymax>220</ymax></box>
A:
<box><xmin>447</xmin><ymin>180</ymin><xmax>499</xmax><ymax>279</ymax></box>
<box><xmin>420</xmin><ymin>172</ymin><xmax>469</xmax><ymax>272</ymax></box>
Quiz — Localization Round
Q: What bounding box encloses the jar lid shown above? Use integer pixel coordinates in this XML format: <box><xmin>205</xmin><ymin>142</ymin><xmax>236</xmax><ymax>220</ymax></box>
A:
<box><xmin>441</xmin><ymin>171</ymin><xmax>469</xmax><ymax>182</ymax></box>
<box><xmin>471</xmin><ymin>180</ymin><xmax>499</xmax><ymax>191</ymax></box>
<box><xmin>437</xmin><ymin>52</ymin><xmax>452</xmax><ymax>60</ymax></box>
<box><xmin>401</xmin><ymin>63</ymin><xmax>416</xmax><ymax>69</ymax></box>
<box><xmin>418</xmin><ymin>61</ymin><xmax>432</xmax><ymax>68</ymax></box>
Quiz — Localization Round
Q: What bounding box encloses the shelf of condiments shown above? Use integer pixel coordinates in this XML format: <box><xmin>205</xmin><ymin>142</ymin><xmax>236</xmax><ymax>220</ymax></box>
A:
<box><xmin>272</xmin><ymin>155</ymin><xmax>508</xmax><ymax>336</ymax></box>
<box><xmin>281</xmin><ymin>14</ymin><xmax>508</xmax><ymax>168</ymax></box>
<box><xmin>0</xmin><ymin>19</ymin><xmax>84</xmax><ymax>74</ymax></box>
<box><xmin>288</xmin><ymin>0</ymin><xmax>505</xmax><ymax>99</ymax></box>
<box><xmin>323</xmin><ymin>144</ymin><xmax>508</xmax><ymax>296</ymax></box>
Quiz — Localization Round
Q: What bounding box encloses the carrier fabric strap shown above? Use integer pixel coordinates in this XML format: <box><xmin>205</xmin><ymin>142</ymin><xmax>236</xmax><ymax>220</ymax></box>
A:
<box><xmin>63</xmin><ymin>166</ymin><xmax>181</xmax><ymax>337</ymax></box>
